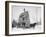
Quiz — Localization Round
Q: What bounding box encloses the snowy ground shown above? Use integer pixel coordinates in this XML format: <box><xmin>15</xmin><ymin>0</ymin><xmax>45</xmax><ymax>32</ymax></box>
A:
<box><xmin>11</xmin><ymin>24</ymin><xmax>43</xmax><ymax>34</ymax></box>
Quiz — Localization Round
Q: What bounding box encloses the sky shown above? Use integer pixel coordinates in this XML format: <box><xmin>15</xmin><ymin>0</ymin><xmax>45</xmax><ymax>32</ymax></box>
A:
<box><xmin>12</xmin><ymin>5</ymin><xmax>41</xmax><ymax>23</ymax></box>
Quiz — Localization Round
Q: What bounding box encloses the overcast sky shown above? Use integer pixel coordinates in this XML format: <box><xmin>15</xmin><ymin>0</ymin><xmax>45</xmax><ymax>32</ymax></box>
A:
<box><xmin>12</xmin><ymin>5</ymin><xmax>41</xmax><ymax>23</ymax></box>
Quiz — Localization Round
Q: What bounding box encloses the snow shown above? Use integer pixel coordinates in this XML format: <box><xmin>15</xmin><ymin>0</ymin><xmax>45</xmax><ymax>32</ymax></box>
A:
<box><xmin>11</xmin><ymin>25</ymin><xmax>43</xmax><ymax>34</ymax></box>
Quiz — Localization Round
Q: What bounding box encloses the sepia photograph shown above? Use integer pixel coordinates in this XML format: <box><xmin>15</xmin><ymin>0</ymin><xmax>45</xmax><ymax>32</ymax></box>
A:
<box><xmin>5</xmin><ymin>1</ymin><xmax>45</xmax><ymax>36</ymax></box>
